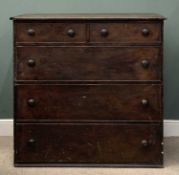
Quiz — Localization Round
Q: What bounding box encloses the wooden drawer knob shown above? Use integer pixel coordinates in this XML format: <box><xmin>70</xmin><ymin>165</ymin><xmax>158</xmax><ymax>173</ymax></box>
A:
<box><xmin>142</xmin><ymin>28</ymin><xmax>150</xmax><ymax>36</ymax></box>
<box><xmin>67</xmin><ymin>29</ymin><xmax>76</xmax><ymax>37</ymax></box>
<box><xmin>100</xmin><ymin>28</ymin><xmax>109</xmax><ymax>37</ymax></box>
<box><xmin>27</xmin><ymin>28</ymin><xmax>35</xmax><ymax>36</ymax></box>
<box><xmin>141</xmin><ymin>139</ymin><xmax>149</xmax><ymax>147</ymax></box>
<box><xmin>141</xmin><ymin>59</ymin><xmax>150</xmax><ymax>68</ymax></box>
<box><xmin>27</xmin><ymin>138</ymin><xmax>36</xmax><ymax>146</ymax></box>
<box><xmin>27</xmin><ymin>59</ymin><xmax>35</xmax><ymax>67</ymax></box>
<box><xmin>141</xmin><ymin>99</ymin><xmax>149</xmax><ymax>107</ymax></box>
<box><xmin>27</xmin><ymin>99</ymin><xmax>36</xmax><ymax>107</ymax></box>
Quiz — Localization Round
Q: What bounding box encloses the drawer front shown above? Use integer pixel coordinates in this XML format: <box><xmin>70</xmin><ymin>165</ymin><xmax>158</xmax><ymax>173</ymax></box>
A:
<box><xmin>15</xmin><ymin>84</ymin><xmax>161</xmax><ymax>121</ymax></box>
<box><xmin>14</xmin><ymin>22</ymin><xmax>86</xmax><ymax>42</ymax></box>
<box><xmin>15</xmin><ymin>123</ymin><xmax>163</xmax><ymax>165</ymax></box>
<box><xmin>90</xmin><ymin>22</ymin><xmax>162</xmax><ymax>43</ymax></box>
<box><xmin>16</xmin><ymin>46</ymin><xmax>161</xmax><ymax>81</ymax></box>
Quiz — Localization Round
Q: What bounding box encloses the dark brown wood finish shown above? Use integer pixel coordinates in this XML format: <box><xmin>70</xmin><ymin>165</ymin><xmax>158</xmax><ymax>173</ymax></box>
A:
<box><xmin>14</xmin><ymin>21</ymin><xmax>162</xmax><ymax>44</ymax></box>
<box><xmin>15</xmin><ymin>84</ymin><xmax>162</xmax><ymax>121</ymax></box>
<box><xmin>16</xmin><ymin>46</ymin><xmax>161</xmax><ymax>81</ymax></box>
<box><xmin>15</xmin><ymin>123</ymin><xmax>163</xmax><ymax>165</ymax></box>
<box><xmin>12</xmin><ymin>13</ymin><xmax>165</xmax><ymax>167</ymax></box>
<box><xmin>15</xmin><ymin>22</ymin><xmax>86</xmax><ymax>43</ymax></box>
<box><xmin>90</xmin><ymin>22</ymin><xmax>162</xmax><ymax>43</ymax></box>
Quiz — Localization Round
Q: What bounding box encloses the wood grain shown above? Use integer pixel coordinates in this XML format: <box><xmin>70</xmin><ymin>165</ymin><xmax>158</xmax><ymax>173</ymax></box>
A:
<box><xmin>12</xmin><ymin>13</ymin><xmax>165</xmax><ymax>167</ymax></box>
<box><xmin>15</xmin><ymin>84</ymin><xmax>162</xmax><ymax>121</ymax></box>
<box><xmin>90</xmin><ymin>22</ymin><xmax>162</xmax><ymax>43</ymax></box>
<box><xmin>16</xmin><ymin>46</ymin><xmax>161</xmax><ymax>81</ymax></box>
<box><xmin>15</xmin><ymin>123</ymin><xmax>163</xmax><ymax>165</ymax></box>
<box><xmin>15</xmin><ymin>22</ymin><xmax>86</xmax><ymax>43</ymax></box>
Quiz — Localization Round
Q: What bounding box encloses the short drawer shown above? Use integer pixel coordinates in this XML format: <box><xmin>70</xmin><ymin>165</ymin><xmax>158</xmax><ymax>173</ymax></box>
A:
<box><xmin>15</xmin><ymin>46</ymin><xmax>161</xmax><ymax>81</ymax></box>
<box><xmin>90</xmin><ymin>22</ymin><xmax>162</xmax><ymax>43</ymax></box>
<box><xmin>14</xmin><ymin>22</ymin><xmax>86</xmax><ymax>42</ymax></box>
<box><xmin>15</xmin><ymin>123</ymin><xmax>163</xmax><ymax>165</ymax></box>
<box><xmin>15</xmin><ymin>84</ymin><xmax>162</xmax><ymax>121</ymax></box>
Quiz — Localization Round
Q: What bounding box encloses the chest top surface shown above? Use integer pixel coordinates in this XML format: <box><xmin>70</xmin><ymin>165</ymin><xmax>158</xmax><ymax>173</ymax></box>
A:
<box><xmin>10</xmin><ymin>13</ymin><xmax>166</xmax><ymax>21</ymax></box>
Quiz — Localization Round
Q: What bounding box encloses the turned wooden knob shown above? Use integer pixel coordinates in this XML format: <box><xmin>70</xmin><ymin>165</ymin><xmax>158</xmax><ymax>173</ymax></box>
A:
<box><xmin>67</xmin><ymin>29</ymin><xmax>76</xmax><ymax>37</ymax></box>
<box><xmin>142</xmin><ymin>28</ymin><xmax>150</xmax><ymax>36</ymax></box>
<box><xmin>27</xmin><ymin>29</ymin><xmax>35</xmax><ymax>36</ymax></box>
<box><xmin>141</xmin><ymin>99</ymin><xmax>149</xmax><ymax>107</ymax></box>
<box><xmin>141</xmin><ymin>139</ymin><xmax>149</xmax><ymax>147</ymax></box>
<box><xmin>100</xmin><ymin>28</ymin><xmax>109</xmax><ymax>37</ymax></box>
<box><xmin>141</xmin><ymin>59</ymin><xmax>150</xmax><ymax>68</ymax></box>
<box><xmin>27</xmin><ymin>139</ymin><xmax>36</xmax><ymax>146</ymax></box>
<box><xmin>27</xmin><ymin>59</ymin><xmax>35</xmax><ymax>67</ymax></box>
<box><xmin>27</xmin><ymin>99</ymin><xmax>36</xmax><ymax>107</ymax></box>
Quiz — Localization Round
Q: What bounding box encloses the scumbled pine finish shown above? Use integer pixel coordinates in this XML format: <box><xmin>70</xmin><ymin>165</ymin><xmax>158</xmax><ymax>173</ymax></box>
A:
<box><xmin>11</xmin><ymin>13</ymin><xmax>165</xmax><ymax>167</ymax></box>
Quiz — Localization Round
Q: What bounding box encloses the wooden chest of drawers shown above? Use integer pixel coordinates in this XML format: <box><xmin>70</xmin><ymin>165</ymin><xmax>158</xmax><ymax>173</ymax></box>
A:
<box><xmin>11</xmin><ymin>13</ymin><xmax>165</xmax><ymax>167</ymax></box>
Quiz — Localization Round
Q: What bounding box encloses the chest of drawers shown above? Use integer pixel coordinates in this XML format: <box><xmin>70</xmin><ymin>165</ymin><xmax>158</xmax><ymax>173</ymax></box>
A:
<box><xmin>11</xmin><ymin>13</ymin><xmax>165</xmax><ymax>167</ymax></box>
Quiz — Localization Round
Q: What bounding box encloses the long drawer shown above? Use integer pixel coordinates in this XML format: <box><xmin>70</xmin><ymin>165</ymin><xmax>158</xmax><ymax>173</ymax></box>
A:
<box><xmin>15</xmin><ymin>123</ymin><xmax>163</xmax><ymax>165</ymax></box>
<box><xmin>15</xmin><ymin>46</ymin><xmax>161</xmax><ymax>81</ymax></box>
<box><xmin>15</xmin><ymin>84</ymin><xmax>162</xmax><ymax>121</ymax></box>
